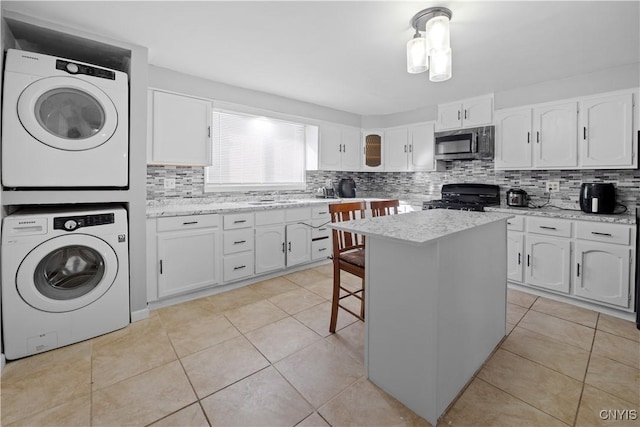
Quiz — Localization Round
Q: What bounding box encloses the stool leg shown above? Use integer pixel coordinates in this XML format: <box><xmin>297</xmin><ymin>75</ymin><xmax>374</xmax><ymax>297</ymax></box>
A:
<box><xmin>329</xmin><ymin>261</ymin><xmax>341</xmax><ymax>333</ymax></box>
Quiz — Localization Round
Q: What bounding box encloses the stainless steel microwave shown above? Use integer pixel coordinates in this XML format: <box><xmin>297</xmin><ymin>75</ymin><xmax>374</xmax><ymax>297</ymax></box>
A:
<box><xmin>434</xmin><ymin>125</ymin><xmax>495</xmax><ymax>161</ymax></box>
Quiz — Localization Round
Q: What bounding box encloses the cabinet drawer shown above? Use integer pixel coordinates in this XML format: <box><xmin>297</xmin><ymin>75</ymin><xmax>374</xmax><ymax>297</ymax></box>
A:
<box><xmin>255</xmin><ymin>209</ymin><xmax>286</xmax><ymax>226</ymax></box>
<box><xmin>223</xmin><ymin>229</ymin><xmax>254</xmax><ymax>255</ymax></box>
<box><xmin>223</xmin><ymin>252</ymin><xmax>254</xmax><ymax>282</ymax></box>
<box><xmin>312</xmin><ymin>238</ymin><xmax>332</xmax><ymax>260</ymax></box>
<box><xmin>576</xmin><ymin>222</ymin><xmax>631</xmax><ymax>246</ymax></box>
<box><xmin>311</xmin><ymin>218</ymin><xmax>331</xmax><ymax>239</ymax></box>
<box><xmin>312</xmin><ymin>205</ymin><xmax>331</xmax><ymax>220</ymax></box>
<box><xmin>223</xmin><ymin>213</ymin><xmax>254</xmax><ymax>230</ymax></box>
<box><xmin>157</xmin><ymin>214</ymin><xmax>219</xmax><ymax>232</ymax></box>
<box><xmin>286</xmin><ymin>207</ymin><xmax>311</xmax><ymax>223</ymax></box>
<box><xmin>527</xmin><ymin>217</ymin><xmax>572</xmax><ymax>238</ymax></box>
<box><xmin>506</xmin><ymin>215</ymin><xmax>524</xmax><ymax>231</ymax></box>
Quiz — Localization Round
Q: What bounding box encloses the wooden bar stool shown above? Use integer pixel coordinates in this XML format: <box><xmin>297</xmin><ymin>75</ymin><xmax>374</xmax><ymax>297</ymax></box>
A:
<box><xmin>370</xmin><ymin>199</ymin><xmax>400</xmax><ymax>217</ymax></box>
<box><xmin>328</xmin><ymin>201</ymin><xmax>366</xmax><ymax>333</ymax></box>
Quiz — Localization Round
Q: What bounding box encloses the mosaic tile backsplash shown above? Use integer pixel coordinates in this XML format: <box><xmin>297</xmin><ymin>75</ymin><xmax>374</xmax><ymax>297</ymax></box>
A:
<box><xmin>147</xmin><ymin>162</ymin><xmax>640</xmax><ymax>209</ymax></box>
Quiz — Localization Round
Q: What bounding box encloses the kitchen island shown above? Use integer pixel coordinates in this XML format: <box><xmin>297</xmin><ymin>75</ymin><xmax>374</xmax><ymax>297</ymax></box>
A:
<box><xmin>328</xmin><ymin>209</ymin><xmax>513</xmax><ymax>425</ymax></box>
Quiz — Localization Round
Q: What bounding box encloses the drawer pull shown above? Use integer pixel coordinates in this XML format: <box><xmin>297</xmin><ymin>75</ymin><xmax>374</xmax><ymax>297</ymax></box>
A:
<box><xmin>233</xmin><ymin>265</ymin><xmax>246</xmax><ymax>270</ymax></box>
<box><xmin>233</xmin><ymin>240</ymin><xmax>247</xmax><ymax>244</ymax></box>
<box><xmin>507</xmin><ymin>221</ymin><xmax>512</xmax><ymax>225</ymax></box>
<box><xmin>318</xmin><ymin>211</ymin><xmax>328</xmax><ymax>215</ymax></box>
<box><xmin>576</xmin><ymin>263</ymin><xmax>581</xmax><ymax>277</ymax></box>
<box><xmin>319</xmin><ymin>247</ymin><xmax>327</xmax><ymax>252</ymax></box>
<box><xmin>319</xmin><ymin>227</ymin><xmax>327</xmax><ymax>231</ymax></box>
<box><xmin>183</xmin><ymin>221</ymin><xmax>198</xmax><ymax>225</ymax></box>
<box><xmin>539</xmin><ymin>226</ymin><xmax>557</xmax><ymax>230</ymax></box>
<box><xmin>233</xmin><ymin>219</ymin><xmax>247</xmax><ymax>224</ymax></box>
<box><xmin>591</xmin><ymin>231</ymin><xmax>612</xmax><ymax>237</ymax></box>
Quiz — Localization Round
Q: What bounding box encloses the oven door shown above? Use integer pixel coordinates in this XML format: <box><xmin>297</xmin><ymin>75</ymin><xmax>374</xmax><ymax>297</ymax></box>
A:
<box><xmin>434</xmin><ymin>130</ymin><xmax>477</xmax><ymax>160</ymax></box>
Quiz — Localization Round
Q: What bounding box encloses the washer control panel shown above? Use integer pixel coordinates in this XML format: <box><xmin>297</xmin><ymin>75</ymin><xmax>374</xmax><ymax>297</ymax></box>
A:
<box><xmin>56</xmin><ymin>59</ymin><xmax>116</xmax><ymax>80</ymax></box>
<box><xmin>54</xmin><ymin>213</ymin><xmax>115</xmax><ymax>232</ymax></box>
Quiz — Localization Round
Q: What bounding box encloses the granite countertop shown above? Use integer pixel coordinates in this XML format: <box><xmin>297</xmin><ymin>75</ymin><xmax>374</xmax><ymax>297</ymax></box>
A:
<box><xmin>485</xmin><ymin>204</ymin><xmax>637</xmax><ymax>225</ymax></box>
<box><xmin>328</xmin><ymin>209</ymin><xmax>513</xmax><ymax>246</ymax></box>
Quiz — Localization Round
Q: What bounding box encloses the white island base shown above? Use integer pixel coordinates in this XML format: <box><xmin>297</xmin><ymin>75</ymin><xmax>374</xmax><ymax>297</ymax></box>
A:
<box><xmin>361</xmin><ymin>215</ymin><xmax>508</xmax><ymax>425</ymax></box>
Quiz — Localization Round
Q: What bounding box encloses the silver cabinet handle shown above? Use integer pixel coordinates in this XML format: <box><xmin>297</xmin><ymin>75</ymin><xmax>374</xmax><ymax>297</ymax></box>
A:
<box><xmin>282</xmin><ymin>242</ymin><xmax>285</xmax><ymax>253</ymax></box>
<box><xmin>208</xmin><ymin>126</ymin><xmax>211</xmax><ymax>138</ymax></box>
<box><xmin>338</xmin><ymin>144</ymin><xmax>342</xmax><ymax>153</ymax></box>
<box><xmin>536</xmin><ymin>131</ymin><xmax>540</xmax><ymax>143</ymax></box>
<box><xmin>583</xmin><ymin>127</ymin><xmax>587</xmax><ymax>140</ymax></box>
<box><xmin>527</xmin><ymin>255</ymin><xmax>531</xmax><ymax>267</ymax></box>
<box><xmin>457</xmin><ymin>110</ymin><xmax>461</xmax><ymax>120</ymax></box>
<box><xmin>518</xmin><ymin>253</ymin><xmax>521</xmax><ymax>265</ymax></box>
<box><xmin>464</xmin><ymin>109</ymin><xmax>468</xmax><ymax>119</ymax></box>
<box><xmin>409</xmin><ymin>144</ymin><xmax>412</xmax><ymax>153</ymax></box>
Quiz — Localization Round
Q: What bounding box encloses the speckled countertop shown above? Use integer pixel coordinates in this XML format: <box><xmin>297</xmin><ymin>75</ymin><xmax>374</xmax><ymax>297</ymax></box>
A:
<box><xmin>484</xmin><ymin>205</ymin><xmax>637</xmax><ymax>225</ymax></box>
<box><xmin>328</xmin><ymin>209</ymin><xmax>513</xmax><ymax>246</ymax></box>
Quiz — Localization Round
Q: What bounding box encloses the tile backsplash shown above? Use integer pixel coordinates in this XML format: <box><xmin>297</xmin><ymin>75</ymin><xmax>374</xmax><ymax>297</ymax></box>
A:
<box><xmin>147</xmin><ymin>162</ymin><xmax>640</xmax><ymax>209</ymax></box>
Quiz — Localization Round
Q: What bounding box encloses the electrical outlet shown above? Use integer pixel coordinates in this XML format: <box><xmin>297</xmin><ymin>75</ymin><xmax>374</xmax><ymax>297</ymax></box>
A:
<box><xmin>164</xmin><ymin>178</ymin><xmax>176</xmax><ymax>189</ymax></box>
<box><xmin>546</xmin><ymin>181</ymin><xmax>560</xmax><ymax>192</ymax></box>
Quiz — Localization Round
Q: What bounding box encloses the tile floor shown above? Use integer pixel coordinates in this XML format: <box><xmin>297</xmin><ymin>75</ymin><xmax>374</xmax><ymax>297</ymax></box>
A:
<box><xmin>1</xmin><ymin>265</ymin><xmax>639</xmax><ymax>426</ymax></box>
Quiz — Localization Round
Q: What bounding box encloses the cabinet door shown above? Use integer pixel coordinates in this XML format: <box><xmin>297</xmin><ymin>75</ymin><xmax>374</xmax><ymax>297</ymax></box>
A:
<box><xmin>318</xmin><ymin>124</ymin><xmax>342</xmax><ymax>170</ymax></box>
<box><xmin>151</xmin><ymin>91</ymin><xmax>212</xmax><ymax>165</ymax></box>
<box><xmin>437</xmin><ymin>102</ymin><xmax>463</xmax><ymax>130</ymax></box>
<box><xmin>579</xmin><ymin>93</ymin><xmax>634</xmax><ymax>168</ymax></box>
<box><xmin>157</xmin><ymin>228</ymin><xmax>219</xmax><ymax>298</ymax></box>
<box><xmin>341</xmin><ymin>127</ymin><xmax>362</xmax><ymax>171</ymax></box>
<box><xmin>494</xmin><ymin>108</ymin><xmax>532</xmax><ymax>169</ymax></box>
<box><xmin>409</xmin><ymin>123</ymin><xmax>435</xmax><ymax>171</ymax></box>
<box><xmin>525</xmin><ymin>235</ymin><xmax>570</xmax><ymax>294</ymax></box>
<box><xmin>463</xmin><ymin>97</ymin><xmax>493</xmax><ymax>127</ymax></box>
<box><xmin>507</xmin><ymin>232</ymin><xmax>524</xmax><ymax>283</ymax></box>
<box><xmin>384</xmin><ymin>127</ymin><xmax>409</xmax><ymax>171</ymax></box>
<box><xmin>255</xmin><ymin>225</ymin><xmax>286</xmax><ymax>274</ymax></box>
<box><xmin>533</xmin><ymin>102</ymin><xmax>578</xmax><ymax>168</ymax></box>
<box><xmin>286</xmin><ymin>223</ymin><xmax>311</xmax><ymax>267</ymax></box>
<box><xmin>574</xmin><ymin>242</ymin><xmax>631</xmax><ymax>307</ymax></box>
<box><xmin>362</xmin><ymin>131</ymin><xmax>384</xmax><ymax>170</ymax></box>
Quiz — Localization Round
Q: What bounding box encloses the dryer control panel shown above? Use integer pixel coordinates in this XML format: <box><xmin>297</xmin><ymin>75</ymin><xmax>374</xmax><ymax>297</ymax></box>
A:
<box><xmin>56</xmin><ymin>59</ymin><xmax>115</xmax><ymax>80</ymax></box>
<box><xmin>54</xmin><ymin>213</ymin><xmax>115</xmax><ymax>231</ymax></box>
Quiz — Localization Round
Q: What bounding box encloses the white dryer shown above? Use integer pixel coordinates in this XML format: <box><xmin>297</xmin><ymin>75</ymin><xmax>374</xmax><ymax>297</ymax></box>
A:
<box><xmin>2</xmin><ymin>206</ymin><xmax>130</xmax><ymax>360</ymax></box>
<box><xmin>2</xmin><ymin>49</ymin><xmax>128</xmax><ymax>188</ymax></box>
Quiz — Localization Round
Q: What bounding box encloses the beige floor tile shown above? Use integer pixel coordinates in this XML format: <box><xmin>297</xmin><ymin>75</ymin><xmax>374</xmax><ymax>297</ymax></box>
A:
<box><xmin>1</xmin><ymin>348</ymin><xmax>92</xmax><ymax>425</ymax></box>
<box><xmin>325</xmin><ymin>320</ymin><xmax>365</xmax><ymax>363</ymax></box>
<box><xmin>5</xmin><ymin>394</ymin><xmax>91</xmax><ymax>427</ymax></box>
<box><xmin>275</xmin><ymin>339</ymin><xmax>364</xmax><ymax>408</ymax></box>
<box><xmin>201</xmin><ymin>366</ymin><xmax>313</xmax><ymax>426</ymax></box>
<box><xmin>592</xmin><ymin>330</ymin><xmax>640</xmax><ymax>369</ymax></box>
<box><xmin>442</xmin><ymin>378</ymin><xmax>568</xmax><ymax>427</ymax></box>
<box><xmin>576</xmin><ymin>384</ymin><xmax>640</xmax><ymax>427</ymax></box>
<box><xmin>150</xmin><ymin>403</ymin><xmax>210</xmax><ymax>427</ymax></box>
<box><xmin>478</xmin><ymin>349</ymin><xmax>582</xmax><ymax>425</ymax></box>
<box><xmin>597</xmin><ymin>314</ymin><xmax>640</xmax><ymax>343</ymax></box>
<box><xmin>297</xmin><ymin>412</ymin><xmax>330</xmax><ymax>426</ymax></box>
<box><xmin>224</xmin><ymin>299</ymin><xmax>289</xmax><ymax>333</ymax></box>
<box><xmin>156</xmin><ymin>297</ymin><xmax>216</xmax><ymax>326</ymax></box>
<box><xmin>285</xmin><ymin>268</ymin><xmax>330</xmax><ymax>287</ymax></box>
<box><xmin>318</xmin><ymin>378</ymin><xmax>429</xmax><ymax>426</ymax></box>
<box><xmin>501</xmin><ymin>326</ymin><xmax>590</xmax><ymax>380</ymax></box>
<box><xmin>340</xmin><ymin>272</ymin><xmax>364</xmax><ymax>291</ymax></box>
<box><xmin>311</xmin><ymin>263</ymin><xmax>334</xmax><ymax>277</ymax></box>
<box><xmin>207</xmin><ymin>285</ymin><xmax>264</xmax><ymax>314</ymax></box>
<box><xmin>302</xmin><ymin>277</ymin><xmax>334</xmax><ymax>300</ymax></box>
<box><xmin>91</xmin><ymin>310</ymin><xmax>162</xmax><ymax>348</ymax></box>
<box><xmin>585</xmin><ymin>354</ymin><xmax>640</xmax><ymax>406</ymax></box>
<box><xmin>181</xmin><ymin>335</ymin><xmax>269</xmax><ymax>398</ymax></box>
<box><xmin>507</xmin><ymin>303</ymin><xmax>529</xmax><ymax>325</ymax></box>
<box><xmin>294</xmin><ymin>301</ymin><xmax>359</xmax><ymax>338</ymax></box>
<box><xmin>249</xmin><ymin>276</ymin><xmax>301</xmax><ymax>298</ymax></box>
<box><xmin>245</xmin><ymin>317</ymin><xmax>321</xmax><ymax>363</ymax></box>
<box><xmin>531</xmin><ymin>297</ymin><xmax>598</xmax><ymax>328</ymax></box>
<box><xmin>269</xmin><ymin>287</ymin><xmax>326</xmax><ymax>314</ymax></box>
<box><xmin>91</xmin><ymin>315</ymin><xmax>177</xmax><ymax>391</ymax></box>
<box><xmin>519</xmin><ymin>309</ymin><xmax>595</xmax><ymax>350</ymax></box>
<box><xmin>165</xmin><ymin>312</ymin><xmax>241</xmax><ymax>358</ymax></box>
<box><xmin>507</xmin><ymin>288</ymin><xmax>538</xmax><ymax>308</ymax></box>
<box><xmin>506</xmin><ymin>321</ymin><xmax>517</xmax><ymax>335</ymax></box>
<box><xmin>92</xmin><ymin>360</ymin><xmax>196</xmax><ymax>426</ymax></box>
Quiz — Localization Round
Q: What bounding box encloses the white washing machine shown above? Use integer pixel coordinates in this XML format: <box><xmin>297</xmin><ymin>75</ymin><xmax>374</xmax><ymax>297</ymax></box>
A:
<box><xmin>2</xmin><ymin>49</ymin><xmax>129</xmax><ymax>188</ymax></box>
<box><xmin>2</xmin><ymin>206</ymin><xmax>130</xmax><ymax>360</ymax></box>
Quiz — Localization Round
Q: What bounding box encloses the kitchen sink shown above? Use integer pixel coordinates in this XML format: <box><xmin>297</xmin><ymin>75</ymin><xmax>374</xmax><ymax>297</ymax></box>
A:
<box><xmin>247</xmin><ymin>200</ymin><xmax>299</xmax><ymax>205</ymax></box>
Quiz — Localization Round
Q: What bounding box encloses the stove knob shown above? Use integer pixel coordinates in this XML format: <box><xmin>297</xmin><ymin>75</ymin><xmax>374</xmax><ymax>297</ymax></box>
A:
<box><xmin>64</xmin><ymin>220</ymin><xmax>78</xmax><ymax>231</ymax></box>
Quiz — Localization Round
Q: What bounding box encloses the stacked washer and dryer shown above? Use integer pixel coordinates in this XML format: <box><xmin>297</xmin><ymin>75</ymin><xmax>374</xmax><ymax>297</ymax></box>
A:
<box><xmin>1</xmin><ymin>49</ymin><xmax>131</xmax><ymax>360</ymax></box>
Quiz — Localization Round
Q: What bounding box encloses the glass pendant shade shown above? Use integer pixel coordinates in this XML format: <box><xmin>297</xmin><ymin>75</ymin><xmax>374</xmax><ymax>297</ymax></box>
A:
<box><xmin>429</xmin><ymin>48</ymin><xmax>452</xmax><ymax>82</ymax></box>
<box><xmin>406</xmin><ymin>35</ymin><xmax>428</xmax><ymax>74</ymax></box>
<box><xmin>425</xmin><ymin>15</ymin><xmax>450</xmax><ymax>51</ymax></box>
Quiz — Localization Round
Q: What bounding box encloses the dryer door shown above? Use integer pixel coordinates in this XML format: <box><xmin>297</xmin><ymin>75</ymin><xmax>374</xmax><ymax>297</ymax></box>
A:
<box><xmin>16</xmin><ymin>234</ymin><xmax>119</xmax><ymax>313</ymax></box>
<box><xmin>17</xmin><ymin>76</ymin><xmax>118</xmax><ymax>151</ymax></box>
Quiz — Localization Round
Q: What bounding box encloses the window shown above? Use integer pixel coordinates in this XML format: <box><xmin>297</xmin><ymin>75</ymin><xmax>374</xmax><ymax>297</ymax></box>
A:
<box><xmin>205</xmin><ymin>111</ymin><xmax>308</xmax><ymax>192</ymax></box>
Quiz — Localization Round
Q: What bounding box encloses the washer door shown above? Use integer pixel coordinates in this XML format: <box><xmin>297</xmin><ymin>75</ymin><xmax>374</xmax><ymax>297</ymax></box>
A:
<box><xmin>17</xmin><ymin>76</ymin><xmax>118</xmax><ymax>151</ymax></box>
<box><xmin>16</xmin><ymin>234</ymin><xmax>119</xmax><ymax>313</ymax></box>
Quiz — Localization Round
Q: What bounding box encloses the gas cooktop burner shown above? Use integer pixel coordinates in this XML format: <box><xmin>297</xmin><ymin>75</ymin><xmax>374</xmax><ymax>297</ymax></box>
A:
<box><xmin>423</xmin><ymin>200</ymin><xmax>487</xmax><ymax>212</ymax></box>
<box><xmin>422</xmin><ymin>183</ymin><xmax>501</xmax><ymax>212</ymax></box>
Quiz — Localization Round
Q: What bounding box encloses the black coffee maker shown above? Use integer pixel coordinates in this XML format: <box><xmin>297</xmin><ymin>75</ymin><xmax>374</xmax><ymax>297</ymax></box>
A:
<box><xmin>579</xmin><ymin>183</ymin><xmax>616</xmax><ymax>214</ymax></box>
<box><xmin>338</xmin><ymin>178</ymin><xmax>356</xmax><ymax>198</ymax></box>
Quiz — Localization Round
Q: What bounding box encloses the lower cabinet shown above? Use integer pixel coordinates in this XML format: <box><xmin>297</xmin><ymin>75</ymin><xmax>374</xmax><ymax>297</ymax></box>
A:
<box><xmin>524</xmin><ymin>234</ymin><xmax>571</xmax><ymax>294</ymax></box>
<box><xmin>286</xmin><ymin>223</ymin><xmax>311</xmax><ymax>267</ymax></box>
<box><xmin>255</xmin><ymin>225</ymin><xmax>286</xmax><ymax>274</ymax></box>
<box><xmin>222</xmin><ymin>212</ymin><xmax>255</xmax><ymax>283</ymax></box>
<box><xmin>574</xmin><ymin>242</ymin><xmax>631</xmax><ymax>307</ymax></box>
<box><xmin>506</xmin><ymin>231</ymin><xmax>524</xmax><ymax>283</ymax></box>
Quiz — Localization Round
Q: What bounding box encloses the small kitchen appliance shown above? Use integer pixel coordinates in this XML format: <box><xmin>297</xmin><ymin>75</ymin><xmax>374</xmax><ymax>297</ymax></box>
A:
<box><xmin>322</xmin><ymin>187</ymin><xmax>336</xmax><ymax>198</ymax></box>
<box><xmin>579</xmin><ymin>183</ymin><xmax>616</xmax><ymax>214</ymax></box>
<box><xmin>434</xmin><ymin>126</ymin><xmax>494</xmax><ymax>161</ymax></box>
<box><xmin>423</xmin><ymin>183</ymin><xmax>500</xmax><ymax>211</ymax></box>
<box><xmin>506</xmin><ymin>189</ymin><xmax>529</xmax><ymax>207</ymax></box>
<box><xmin>338</xmin><ymin>178</ymin><xmax>357</xmax><ymax>198</ymax></box>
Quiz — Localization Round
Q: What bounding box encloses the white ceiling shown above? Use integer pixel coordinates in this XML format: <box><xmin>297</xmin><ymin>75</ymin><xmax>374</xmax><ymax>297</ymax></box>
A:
<box><xmin>3</xmin><ymin>1</ymin><xmax>639</xmax><ymax>116</ymax></box>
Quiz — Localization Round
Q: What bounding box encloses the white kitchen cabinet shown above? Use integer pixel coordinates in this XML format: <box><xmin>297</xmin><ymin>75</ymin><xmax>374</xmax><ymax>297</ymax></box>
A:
<box><xmin>223</xmin><ymin>213</ymin><xmax>254</xmax><ymax>283</ymax></box>
<box><xmin>574</xmin><ymin>242</ymin><xmax>631</xmax><ymax>308</ymax></box>
<box><xmin>147</xmin><ymin>90</ymin><xmax>212</xmax><ymax>166</ymax></box>
<box><xmin>532</xmin><ymin>101</ymin><xmax>578</xmax><ymax>168</ymax></box>
<box><xmin>494</xmin><ymin>108</ymin><xmax>533</xmax><ymax>169</ymax></box>
<box><xmin>255</xmin><ymin>225</ymin><xmax>286</xmax><ymax>274</ymax></box>
<box><xmin>286</xmin><ymin>223</ymin><xmax>312</xmax><ymax>266</ymax></box>
<box><xmin>362</xmin><ymin>130</ymin><xmax>384</xmax><ymax>171</ymax></box>
<box><xmin>384</xmin><ymin>127</ymin><xmax>409</xmax><ymax>171</ymax></box>
<box><xmin>507</xmin><ymin>231</ymin><xmax>525</xmax><ymax>283</ymax></box>
<box><xmin>384</xmin><ymin>123</ymin><xmax>436</xmax><ymax>172</ymax></box>
<box><xmin>437</xmin><ymin>95</ymin><xmax>493</xmax><ymax>131</ymax></box>
<box><xmin>579</xmin><ymin>91</ymin><xmax>635</xmax><ymax>168</ymax></box>
<box><xmin>318</xmin><ymin>124</ymin><xmax>361</xmax><ymax>171</ymax></box>
<box><xmin>525</xmin><ymin>234</ymin><xmax>571</xmax><ymax>294</ymax></box>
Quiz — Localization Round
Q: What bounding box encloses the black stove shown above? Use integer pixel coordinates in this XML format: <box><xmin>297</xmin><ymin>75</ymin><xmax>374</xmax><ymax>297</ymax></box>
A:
<box><xmin>423</xmin><ymin>183</ymin><xmax>501</xmax><ymax>212</ymax></box>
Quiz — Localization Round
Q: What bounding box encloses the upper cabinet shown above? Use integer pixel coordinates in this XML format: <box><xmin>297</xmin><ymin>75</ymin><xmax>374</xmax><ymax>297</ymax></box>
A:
<box><xmin>362</xmin><ymin>130</ymin><xmax>384</xmax><ymax>171</ymax></box>
<box><xmin>147</xmin><ymin>90</ymin><xmax>212</xmax><ymax>166</ymax></box>
<box><xmin>494</xmin><ymin>108</ymin><xmax>533</xmax><ymax>169</ymax></box>
<box><xmin>384</xmin><ymin>123</ymin><xmax>437</xmax><ymax>171</ymax></box>
<box><xmin>318</xmin><ymin>124</ymin><xmax>361</xmax><ymax>171</ymax></box>
<box><xmin>533</xmin><ymin>101</ymin><xmax>578</xmax><ymax>168</ymax></box>
<box><xmin>437</xmin><ymin>94</ymin><xmax>494</xmax><ymax>131</ymax></box>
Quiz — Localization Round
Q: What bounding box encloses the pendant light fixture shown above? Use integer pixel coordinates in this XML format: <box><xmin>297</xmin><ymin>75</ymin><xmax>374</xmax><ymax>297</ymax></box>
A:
<box><xmin>406</xmin><ymin>7</ymin><xmax>453</xmax><ymax>82</ymax></box>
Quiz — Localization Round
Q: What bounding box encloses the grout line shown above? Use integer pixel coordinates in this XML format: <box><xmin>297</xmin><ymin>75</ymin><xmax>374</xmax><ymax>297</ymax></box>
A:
<box><xmin>572</xmin><ymin>312</ymin><xmax>599</xmax><ymax>427</ymax></box>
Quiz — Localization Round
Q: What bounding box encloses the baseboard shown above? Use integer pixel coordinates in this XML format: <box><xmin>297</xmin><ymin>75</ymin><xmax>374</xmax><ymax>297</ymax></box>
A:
<box><xmin>130</xmin><ymin>307</ymin><xmax>150</xmax><ymax>323</ymax></box>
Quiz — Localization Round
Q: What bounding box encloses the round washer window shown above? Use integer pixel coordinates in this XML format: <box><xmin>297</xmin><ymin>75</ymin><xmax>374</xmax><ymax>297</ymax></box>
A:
<box><xmin>33</xmin><ymin>245</ymin><xmax>106</xmax><ymax>300</ymax></box>
<box><xmin>35</xmin><ymin>88</ymin><xmax>106</xmax><ymax>140</ymax></box>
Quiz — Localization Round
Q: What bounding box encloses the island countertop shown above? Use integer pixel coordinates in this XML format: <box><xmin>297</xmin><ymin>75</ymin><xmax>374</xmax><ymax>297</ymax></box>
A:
<box><xmin>328</xmin><ymin>209</ymin><xmax>514</xmax><ymax>246</ymax></box>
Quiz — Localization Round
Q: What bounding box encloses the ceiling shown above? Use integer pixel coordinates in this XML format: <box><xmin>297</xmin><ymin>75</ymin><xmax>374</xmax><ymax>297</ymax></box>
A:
<box><xmin>3</xmin><ymin>1</ymin><xmax>639</xmax><ymax>116</ymax></box>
